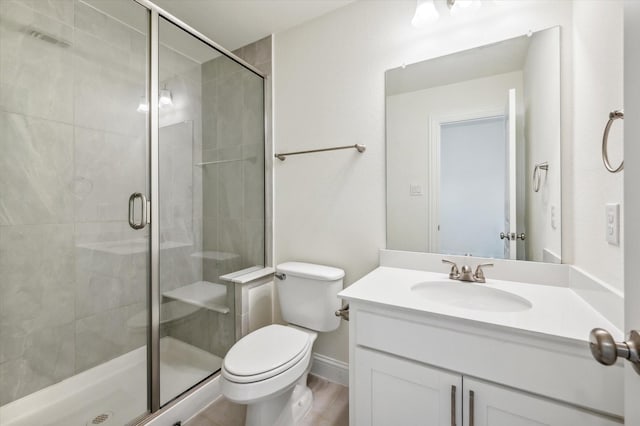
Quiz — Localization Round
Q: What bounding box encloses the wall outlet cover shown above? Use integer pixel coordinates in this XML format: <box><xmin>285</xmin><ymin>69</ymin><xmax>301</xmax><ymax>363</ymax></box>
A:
<box><xmin>605</xmin><ymin>203</ymin><xmax>620</xmax><ymax>246</ymax></box>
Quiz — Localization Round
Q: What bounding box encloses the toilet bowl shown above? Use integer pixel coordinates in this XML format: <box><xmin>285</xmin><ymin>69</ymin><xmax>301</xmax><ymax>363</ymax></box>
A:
<box><xmin>220</xmin><ymin>262</ymin><xmax>344</xmax><ymax>426</ymax></box>
<box><xmin>221</xmin><ymin>325</ymin><xmax>317</xmax><ymax>425</ymax></box>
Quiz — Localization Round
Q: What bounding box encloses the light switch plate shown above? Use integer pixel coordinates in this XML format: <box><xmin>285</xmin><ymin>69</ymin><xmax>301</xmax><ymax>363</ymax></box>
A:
<box><xmin>605</xmin><ymin>203</ymin><xmax>620</xmax><ymax>246</ymax></box>
<box><xmin>410</xmin><ymin>184</ymin><xmax>423</xmax><ymax>196</ymax></box>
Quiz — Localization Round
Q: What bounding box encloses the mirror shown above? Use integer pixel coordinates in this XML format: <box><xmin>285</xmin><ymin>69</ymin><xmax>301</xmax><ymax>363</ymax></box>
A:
<box><xmin>386</xmin><ymin>26</ymin><xmax>561</xmax><ymax>263</ymax></box>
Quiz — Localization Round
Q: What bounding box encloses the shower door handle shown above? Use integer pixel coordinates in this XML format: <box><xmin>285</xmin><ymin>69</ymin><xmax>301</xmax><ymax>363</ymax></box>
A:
<box><xmin>128</xmin><ymin>192</ymin><xmax>148</xmax><ymax>230</ymax></box>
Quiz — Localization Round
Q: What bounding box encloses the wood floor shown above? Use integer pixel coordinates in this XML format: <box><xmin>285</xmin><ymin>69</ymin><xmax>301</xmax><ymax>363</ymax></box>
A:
<box><xmin>186</xmin><ymin>375</ymin><xmax>348</xmax><ymax>426</ymax></box>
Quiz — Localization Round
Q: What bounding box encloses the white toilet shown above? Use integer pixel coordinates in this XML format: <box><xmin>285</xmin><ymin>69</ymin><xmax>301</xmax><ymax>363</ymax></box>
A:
<box><xmin>220</xmin><ymin>262</ymin><xmax>344</xmax><ymax>426</ymax></box>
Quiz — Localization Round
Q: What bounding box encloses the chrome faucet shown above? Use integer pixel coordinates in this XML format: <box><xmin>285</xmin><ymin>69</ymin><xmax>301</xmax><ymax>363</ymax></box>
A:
<box><xmin>442</xmin><ymin>259</ymin><xmax>493</xmax><ymax>283</ymax></box>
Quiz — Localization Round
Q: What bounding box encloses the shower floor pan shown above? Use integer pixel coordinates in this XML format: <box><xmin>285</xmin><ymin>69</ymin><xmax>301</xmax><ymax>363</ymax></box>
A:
<box><xmin>0</xmin><ymin>337</ymin><xmax>222</xmax><ymax>426</ymax></box>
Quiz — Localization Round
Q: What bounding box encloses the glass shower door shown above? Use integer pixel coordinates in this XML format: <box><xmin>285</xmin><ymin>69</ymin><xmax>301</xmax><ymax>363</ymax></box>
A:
<box><xmin>1</xmin><ymin>0</ymin><xmax>267</xmax><ymax>421</ymax></box>
<box><xmin>0</xmin><ymin>1</ymin><xmax>150</xmax><ymax>424</ymax></box>
<box><xmin>157</xmin><ymin>17</ymin><xmax>265</xmax><ymax>405</ymax></box>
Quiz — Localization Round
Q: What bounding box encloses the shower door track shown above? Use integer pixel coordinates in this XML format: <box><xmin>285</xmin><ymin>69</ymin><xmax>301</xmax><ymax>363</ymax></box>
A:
<box><xmin>132</xmin><ymin>0</ymin><xmax>268</xmax><ymax>418</ymax></box>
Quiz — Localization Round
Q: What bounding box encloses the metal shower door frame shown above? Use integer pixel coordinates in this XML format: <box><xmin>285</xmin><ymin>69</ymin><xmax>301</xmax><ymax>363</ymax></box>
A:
<box><xmin>132</xmin><ymin>0</ymin><xmax>268</xmax><ymax>415</ymax></box>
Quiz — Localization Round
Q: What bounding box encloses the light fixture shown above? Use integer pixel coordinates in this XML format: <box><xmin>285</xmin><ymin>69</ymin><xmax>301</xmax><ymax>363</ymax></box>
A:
<box><xmin>159</xmin><ymin>87</ymin><xmax>173</xmax><ymax>107</ymax></box>
<box><xmin>448</xmin><ymin>0</ymin><xmax>481</xmax><ymax>16</ymax></box>
<box><xmin>412</xmin><ymin>0</ymin><xmax>439</xmax><ymax>27</ymax></box>
<box><xmin>136</xmin><ymin>96</ymin><xmax>149</xmax><ymax>113</ymax></box>
<box><xmin>136</xmin><ymin>86</ymin><xmax>172</xmax><ymax>112</ymax></box>
<box><xmin>412</xmin><ymin>0</ymin><xmax>482</xmax><ymax>27</ymax></box>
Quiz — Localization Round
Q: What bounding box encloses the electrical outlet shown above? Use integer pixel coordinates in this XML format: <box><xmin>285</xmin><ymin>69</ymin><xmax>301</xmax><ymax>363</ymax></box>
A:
<box><xmin>605</xmin><ymin>203</ymin><xmax>620</xmax><ymax>246</ymax></box>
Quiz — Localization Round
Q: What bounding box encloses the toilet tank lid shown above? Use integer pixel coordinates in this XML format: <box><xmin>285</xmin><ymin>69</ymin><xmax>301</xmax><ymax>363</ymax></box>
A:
<box><xmin>276</xmin><ymin>262</ymin><xmax>345</xmax><ymax>281</ymax></box>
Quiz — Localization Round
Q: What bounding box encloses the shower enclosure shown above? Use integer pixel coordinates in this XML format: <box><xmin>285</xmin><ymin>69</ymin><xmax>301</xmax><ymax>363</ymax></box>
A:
<box><xmin>0</xmin><ymin>0</ymin><xmax>266</xmax><ymax>424</ymax></box>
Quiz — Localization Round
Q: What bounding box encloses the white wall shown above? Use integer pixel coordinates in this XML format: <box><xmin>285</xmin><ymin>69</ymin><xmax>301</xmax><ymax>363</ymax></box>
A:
<box><xmin>572</xmin><ymin>1</ymin><xmax>624</xmax><ymax>290</ymax></box>
<box><xmin>386</xmin><ymin>71</ymin><xmax>523</xmax><ymax>253</ymax></box>
<box><xmin>523</xmin><ymin>26</ymin><xmax>562</xmax><ymax>262</ymax></box>
<box><xmin>273</xmin><ymin>0</ymin><xmax>584</xmax><ymax>363</ymax></box>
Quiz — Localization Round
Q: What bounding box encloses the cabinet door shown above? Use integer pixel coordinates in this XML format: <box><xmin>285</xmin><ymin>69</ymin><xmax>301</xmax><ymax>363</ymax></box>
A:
<box><xmin>354</xmin><ymin>347</ymin><xmax>462</xmax><ymax>426</ymax></box>
<box><xmin>463</xmin><ymin>377</ymin><xmax>622</xmax><ymax>426</ymax></box>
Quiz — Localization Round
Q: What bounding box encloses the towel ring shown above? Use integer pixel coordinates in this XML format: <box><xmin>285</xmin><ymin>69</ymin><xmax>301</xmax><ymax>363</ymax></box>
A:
<box><xmin>533</xmin><ymin>162</ymin><xmax>548</xmax><ymax>193</ymax></box>
<box><xmin>602</xmin><ymin>110</ymin><xmax>624</xmax><ymax>173</ymax></box>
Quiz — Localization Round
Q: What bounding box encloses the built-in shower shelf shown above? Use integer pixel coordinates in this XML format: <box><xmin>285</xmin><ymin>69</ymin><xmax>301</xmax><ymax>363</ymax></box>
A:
<box><xmin>190</xmin><ymin>251</ymin><xmax>240</xmax><ymax>262</ymax></box>
<box><xmin>162</xmin><ymin>281</ymin><xmax>229</xmax><ymax>314</ymax></box>
<box><xmin>195</xmin><ymin>158</ymin><xmax>243</xmax><ymax>166</ymax></box>
<box><xmin>195</xmin><ymin>156</ymin><xmax>257</xmax><ymax>167</ymax></box>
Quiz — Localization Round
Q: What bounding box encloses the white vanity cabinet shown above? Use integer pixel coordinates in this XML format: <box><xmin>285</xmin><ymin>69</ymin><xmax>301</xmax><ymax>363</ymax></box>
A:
<box><xmin>348</xmin><ymin>304</ymin><xmax>623</xmax><ymax>426</ymax></box>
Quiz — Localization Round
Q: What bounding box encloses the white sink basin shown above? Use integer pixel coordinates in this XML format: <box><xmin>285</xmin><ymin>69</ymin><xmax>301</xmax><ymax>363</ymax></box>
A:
<box><xmin>410</xmin><ymin>281</ymin><xmax>533</xmax><ymax>312</ymax></box>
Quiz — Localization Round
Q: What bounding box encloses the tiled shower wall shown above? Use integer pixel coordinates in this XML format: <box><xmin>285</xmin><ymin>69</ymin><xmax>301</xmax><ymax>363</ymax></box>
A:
<box><xmin>0</xmin><ymin>0</ymin><xmax>203</xmax><ymax>405</ymax></box>
<box><xmin>157</xmin><ymin>22</ymin><xmax>206</xmax><ymax>352</ymax></box>
<box><xmin>194</xmin><ymin>36</ymin><xmax>271</xmax><ymax>357</ymax></box>
<box><xmin>0</xmin><ymin>0</ymin><xmax>146</xmax><ymax>405</ymax></box>
<box><xmin>0</xmin><ymin>0</ymin><xmax>268</xmax><ymax>405</ymax></box>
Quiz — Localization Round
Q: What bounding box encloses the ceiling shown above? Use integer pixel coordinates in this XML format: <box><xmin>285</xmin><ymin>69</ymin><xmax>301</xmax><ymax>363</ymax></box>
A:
<box><xmin>150</xmin><ymin>0</ymin><xmax>355</xmax><ymax>52</ymax></box>
<box><xmin>83</xmin><ymin>0</ymin><xmax>354</xmax><ymax>64</ymax></box>
<box><xmin>386</xmin><ymin>33</ymin><xmax>532</xmax><ymax>96</ymax></box>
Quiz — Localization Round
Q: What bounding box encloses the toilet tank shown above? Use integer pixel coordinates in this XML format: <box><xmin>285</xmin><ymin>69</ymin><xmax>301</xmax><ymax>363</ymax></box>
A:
<box><xmin>276</xmin><ymin>262</ymin><xmax>344</xmax><ymax>332</ymax></box>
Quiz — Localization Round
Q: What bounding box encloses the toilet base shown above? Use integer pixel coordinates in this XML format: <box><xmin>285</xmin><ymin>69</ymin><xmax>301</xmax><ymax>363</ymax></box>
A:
<box><xmin>289</xmin><ymin>381</ymin><xmax>313</xmax><ymax>422</ymax></box>
<box><xmin>245</xmin><ymin>377</ymin><xmax>313</xmax><ymax>426</ymax></box>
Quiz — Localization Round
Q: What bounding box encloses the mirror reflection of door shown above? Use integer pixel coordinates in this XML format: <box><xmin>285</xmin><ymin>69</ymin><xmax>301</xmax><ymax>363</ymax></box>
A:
<box><xmin>435</xmin><ymin>88</ymin><xmax>518</xmax><ymax>259</ymax></box>
<box><xmin>504</xmin><ymin>88</ymin><xmax>517</xmax><ymax>259</ymax></box>
<box><xmin>438</xmin><ymin>115</ymin><xmax>507</xmax><ymax>259</ymax></box>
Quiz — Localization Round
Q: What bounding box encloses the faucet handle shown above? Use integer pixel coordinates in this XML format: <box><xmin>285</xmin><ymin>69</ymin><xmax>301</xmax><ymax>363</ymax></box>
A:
<box><xmin>442</xmin><ymin>259</ymin><xmax>460</xmax><ymax>279</ymax></box>
<box><xmin>474</xmin><ymin>263</ymin><xmax>494</xmax><ymax>283</ymax></box>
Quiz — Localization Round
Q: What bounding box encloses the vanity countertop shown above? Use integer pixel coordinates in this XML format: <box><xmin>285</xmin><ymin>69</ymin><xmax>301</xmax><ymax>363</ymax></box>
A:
<box><xmin>339</xmin><ymin>266</ymin><xmax>622</xmax><ymax>344</ymax></box>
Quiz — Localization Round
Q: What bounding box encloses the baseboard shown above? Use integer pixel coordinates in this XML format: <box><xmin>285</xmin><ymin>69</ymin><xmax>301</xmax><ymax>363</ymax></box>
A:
<box><xmin>310</xmin><ymin>353</ymin><xmax>349</xmax><ymax>387</ymax></box>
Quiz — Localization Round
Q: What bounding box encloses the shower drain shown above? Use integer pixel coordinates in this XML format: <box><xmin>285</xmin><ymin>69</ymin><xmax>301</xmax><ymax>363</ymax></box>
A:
<box><xmin>87</xmin><ymin>411</ymin><xmax>114</xmax><ymax>425</ymax></box>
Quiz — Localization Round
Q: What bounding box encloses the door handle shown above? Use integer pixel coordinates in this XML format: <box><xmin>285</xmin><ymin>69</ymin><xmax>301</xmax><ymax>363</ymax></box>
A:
<box><xmin>589</xmin><ymin>328</ymin><xmax>640</xmax><ymax>375</ymax></box>
<box><xmin>128</xmin><ymin>192</ymin><xmax>148</xmax><ymax>230</ymax></box>
<box><xmin>499</xmin><ymin>232</ymin><xmax>526</xmax><ymax>241</ymax></box>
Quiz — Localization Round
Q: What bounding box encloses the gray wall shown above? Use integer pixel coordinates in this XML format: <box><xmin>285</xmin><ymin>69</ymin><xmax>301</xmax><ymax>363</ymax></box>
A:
<box><xmin>195</xmin><ymin>36</ymin><xmax>271</xmax><ymax>357</ymax></box>
<box><xmin>0</xmin><ymin>0</ymin><xmax>148</xmax><ymax>405</ymax></box>
<box><xmin>0</xmin><ymin>0</ymin><xmax>206</xmax><ymax>405</ymax></box>
<box><xmin>0</xmin><ymin>0</ymin><xmax>269</xmax><ymax>405</ymax></box>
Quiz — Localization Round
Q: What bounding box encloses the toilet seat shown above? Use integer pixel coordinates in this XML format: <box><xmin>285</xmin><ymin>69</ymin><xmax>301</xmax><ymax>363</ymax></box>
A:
<box><xmin>222</xmin><ymin>325</ymin><xmax>313</xmax><ymax>384</ymax></box>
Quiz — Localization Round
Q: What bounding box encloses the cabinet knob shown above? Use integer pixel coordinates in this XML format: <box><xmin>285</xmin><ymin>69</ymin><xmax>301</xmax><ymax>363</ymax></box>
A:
<box><xmin>589</xmin><ymin>328</ymin><xmax>640</xmax><ymax>375</ymax></box>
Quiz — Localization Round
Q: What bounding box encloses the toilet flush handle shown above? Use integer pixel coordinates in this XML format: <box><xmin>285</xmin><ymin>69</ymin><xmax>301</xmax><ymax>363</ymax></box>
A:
<box><xmin>335</xmin><ymin>304</ymin><xmax>349</xmax><ymax>321</ymax></box>
<box><xmin>275</xmin><ymin>272</ymin><xmax>286</xmax><ymax>280</ymax></box>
